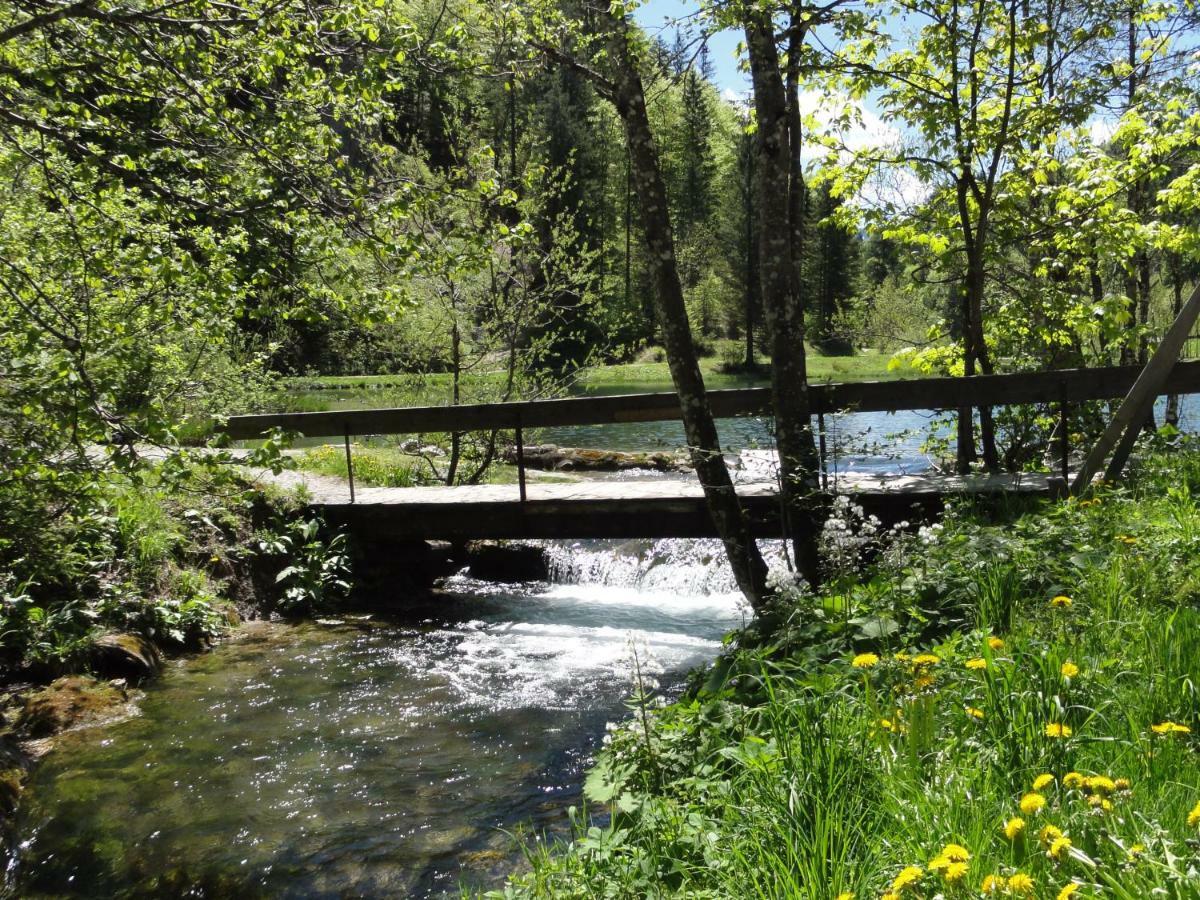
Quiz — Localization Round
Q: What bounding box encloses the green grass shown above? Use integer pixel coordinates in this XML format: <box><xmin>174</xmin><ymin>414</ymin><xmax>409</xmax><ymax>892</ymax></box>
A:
<box><xmin>579</xmin><ymin>346</ymin><xmax>907</xmax><ymax>393</ymax></box>
<box><xmin>490</xmin><ymin>449</ymin><xmax>1200</xmax><ymax>899</ymax></box>
<box><xmin>293</xmin><ymin>443</ymin><xmax>575</xmax><ymax>487</ymax></box>
<box><xmin>295</xmin><ymin>444</ymin><xmax>425</xmax><ymax>487</ymax></box>
<box><xmin>274</xmin><ymin>346</ymin><xmax>911</xmax><ymax>412</ymax></box>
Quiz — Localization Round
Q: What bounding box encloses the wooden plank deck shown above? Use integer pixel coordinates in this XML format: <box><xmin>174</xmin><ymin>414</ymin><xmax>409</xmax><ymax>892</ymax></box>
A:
<box><xmin>262</xmin><ymin>469</ymin><xmax>1058</xmax><ymax>540</ymax></box>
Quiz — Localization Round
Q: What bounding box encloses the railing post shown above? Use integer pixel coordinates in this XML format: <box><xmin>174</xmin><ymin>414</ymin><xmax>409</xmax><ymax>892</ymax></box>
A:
<box><xmin>515</xmin><ymin>415</ymin><xmax>527</xmax><ymax>505</ymax></box>
<box><xmin>1058</xmin><ymin>381</ymin><xmax>1069</xmax><ymax>481</ymax></box>
<box><xmin>344</xmin><ymin>425</ymin><xmax>356</xmax><ymax>504</ymax></box>
<box><xmin>816</xmin><ymin>411</ymin><xmax>828</xmax><ymax>492</ymax></box>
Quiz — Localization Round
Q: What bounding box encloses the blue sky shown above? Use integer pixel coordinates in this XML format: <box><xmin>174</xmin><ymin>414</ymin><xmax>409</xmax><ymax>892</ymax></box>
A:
<box><xmin>633</xmin><ymin>0</ymin><xmax>901</xmax><ymax>183</ymax></box>
<box><xmin>635</xmin><ymin>0</ymin><xmax>749</xmax><ymax>95</ymax></box>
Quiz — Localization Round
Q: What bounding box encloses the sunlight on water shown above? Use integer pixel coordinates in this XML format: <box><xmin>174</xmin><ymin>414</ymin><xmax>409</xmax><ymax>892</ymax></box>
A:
<box><xmin>8</xmin><ymin>541</ymin><xmax>745</xmax><ymax>898</ymax></box>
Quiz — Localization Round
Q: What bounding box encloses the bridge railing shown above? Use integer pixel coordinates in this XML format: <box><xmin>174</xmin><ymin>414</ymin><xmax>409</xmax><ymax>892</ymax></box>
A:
<box><xmin>223</xmin><ymin>361</ymin><xmax>1200</xmax><ymax>502</ymax></box>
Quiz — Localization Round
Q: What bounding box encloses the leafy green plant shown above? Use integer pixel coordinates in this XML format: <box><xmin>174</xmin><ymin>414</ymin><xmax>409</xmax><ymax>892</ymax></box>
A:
<box><xmin>256</xmin><ymin>517</ymin><xmax>352</xmax><ymax>616</ymax></box>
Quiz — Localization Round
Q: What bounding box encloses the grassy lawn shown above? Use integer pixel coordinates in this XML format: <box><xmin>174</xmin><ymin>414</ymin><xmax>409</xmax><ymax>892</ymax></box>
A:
<box><xmin>492</xmin><ymin>449</ymin><xmax>1200</xmax><ymax>899</ymax></box>
<box><xmin>276</xmin><ymin>346</ymin><xmax>910</xmax><ymax>410</ymax></box>
<box><xmin>580</xmin><ymin>347</ymin><xmax>905</xmax><ymax>393</ymax></box>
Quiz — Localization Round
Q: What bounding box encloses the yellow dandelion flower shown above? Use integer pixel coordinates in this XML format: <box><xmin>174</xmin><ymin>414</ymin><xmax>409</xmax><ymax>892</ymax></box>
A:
<box><xmin>1128</xmin><ymin>843</ymin><xmax>1145</xmax><ymax>859</ymax></box>
<box><xmin>912</xmin><ymin>653</ymin><xmax>940</xmax><ymax>666</ymax></box>
<box><xmin>1056</xmin><ymin>883</ymin><xmax>1081</xmax><ymax>900</ymax></box>
<box><xmin>939</xmin><ymin>843</ymin><xmax>969</xmax><ymax>862</ymax></box>
<box><xmin>1038</xmin><ymin>824</ymin><xmax>1063</xmax><ymax>846</ymax></box>
<box><xmin>1020</xmin><ymin>792</ymin><xmax>1047</xmax><ymax>815</ymax></box>
<box><xmin>1113</xmin><ymin>777</ymin><xmax>1131</xmax><ymax>791</ymax></box>
<box><xmin>1003</xmin><ymin>816</ymin><xmax>1026</xmax><ymax>840</ymax></box>
<box><xmin>965</xmin><ymin>657</ymin><xmax>988</xmax><ymax>670</ymax></box>
<box><xmin>987</xmin><ymin>636</ymin><xmax>1005</xmax><ymax>651</ymax></box>
<box><xmin>942</xmin><ymin>861</ymin><xmax>968</xmax><ymax>883</ymax></box>
<box><xmin>835</xmin><ymin>893</ymin><xmax>853</xmax><ymax>900</ymax></box>
<box><xmin>1047</xmin><ymin>835</ymin><xmax>1073</xmax><ymax>861</ymax></box>
<box><xmin>1007</xmin><ymin>872</ymin><xmax>1035</xmax><ymax>895</ymax></box>
<box><xmin>980</xmin><ymin>874</ymin><xmax>1006</xmax><ymax>894</ymax></box>
<box><xmin>881</xmin><ymin>894</ymin><xmax>900</xmax><ymax>900</ymax></box>
<box><xmin>891</xmin><ymin>864</ymin><xmax>924</xmax><ymax>892</ymax></box>
<box><xmin>1187</xmin><ymin>799</ymin><xmax>1200</xmax><ymax>828</ymax></box>
<box><xmin>851</xmin><ymin>652</ymin><xmax>879</xmax><ymax>668</ymax></box>
<box><xmin>1050</xmin><ymin>594</ymin><xmax>1073</xmax><ymax>608</ymax></box>
<box><xmin>966</xmin><ymin>706</ymin><xmax>985</xmax><ymax>720</ymax></box>
<box><xmin>1086</xmin><ymin>794</ymin><xmax>1113</xmax><ymax>812</ymax></box>
<box><xmin>893</xmin><ymin>652</ymin><xmax>910</xmax><ymax>662</ymax></box>
<box><xmin>1117</xmin><ymin>534</ymin><xmax>1138</xmax><ymax>545</ymax></box>
<box><xmin>1045</xmin><ymin>722</ymin><xmax>1072</xmax><ymax>739</ymax></box>
<box><xmin>1150</xmin><ymin>721</ymin><xmax>1191</xmax><ymax>735</ymax></box>
<box><xmin>913</xmin><ymin>673</ymin><xmax>936</xmax><ymax>690</ymax></box>
<box><xmin>1060</xmin><ymin>661</ymin><xmax>1079</xmax><ymax>678</ymax></box>
<box><xmin>879</xmin><ymin>718</ymin><xmax>897</xmax><ymax>732</ymax></box>
<box><xmin>1063</xmin><ymin>772</ymin><xmax>1085</xmax><ymax>789</ymax></box>
<box><xmin>927</xmin><ymin>855</ymin><xmax>950</xmax><ymax>874</ymax></box>
<box><xmin>1032</xmin><ymin>773</ymin><xmax>1055</xmax><ymax>791</ymax></box>
<box><xmin>1085</xmin><ymin>775</ymin><xmax>1115</xmax><ymax>795</ymax></box>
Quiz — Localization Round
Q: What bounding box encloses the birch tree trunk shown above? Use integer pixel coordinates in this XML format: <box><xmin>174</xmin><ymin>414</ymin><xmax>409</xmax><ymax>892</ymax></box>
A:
<box><xmin>743</xmin><ymin>11</ymin><xmax>823</xmax><ymax>588</ymax></box>
<box><xmin>586</xmin><ymin>8</ymin><xmax>771</xmax><ymax>606</ymax></box>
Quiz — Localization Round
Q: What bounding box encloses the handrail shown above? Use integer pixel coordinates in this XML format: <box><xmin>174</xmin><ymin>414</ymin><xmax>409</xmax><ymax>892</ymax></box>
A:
<box><xmin>223</xmin><ymin>360</ymin><xmax>1200</xmax><ymax>441</ymax></box>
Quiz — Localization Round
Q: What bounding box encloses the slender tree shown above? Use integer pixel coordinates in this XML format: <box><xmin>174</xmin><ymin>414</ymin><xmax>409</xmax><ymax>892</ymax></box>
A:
<box><xmin>523</xmin><ymin>1</ymin><xmax>771</xmax><ymax>607</ymax></box>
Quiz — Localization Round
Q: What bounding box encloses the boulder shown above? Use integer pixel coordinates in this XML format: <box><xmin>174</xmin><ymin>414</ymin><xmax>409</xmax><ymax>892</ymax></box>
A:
<box><xmin>91</xmin><ymin>633</ymin><xmax>163</xmax><ymax>680</ymax></box>
<box><xmin>17</xmin><ymin>676</ymin><xmax>130</xmax><ymax>738</ymax></box>
<box><xmin>506</xmin><ymin>444</ymin><xmax>689</xmax><ymax>473</ymax></box>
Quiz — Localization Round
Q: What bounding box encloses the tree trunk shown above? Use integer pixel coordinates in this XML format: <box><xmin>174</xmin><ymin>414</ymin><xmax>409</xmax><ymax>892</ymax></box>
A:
<box><xmin>953</xmin><ymin>280</ymin><xmax>977</xmax><ymax>473</ymax></box>
<box><xmin>1165</xmin><ymin>276</ymin><xmax>1183</xmax><ymax>427</ymax></box>
<box><xmin>597</xmin><ymin>11</ymin><xmax>769</xmax><ymax>606</ymax></box>
<box><xmin>744</xmin><ymin>12</ymin><xmax>823</xmax><ymax>587</ymax></box>
<box><xmin>446</xmin><ymin>311</ymin><xmax>462</xmax><ymax>485</ymax></box>
<box><xmin>785</xmin><ymin>18</ymin><xmax>806</xmax><ymax>321</ymax></box>
<box><xmin>742</xmin><ymin>129</ymin><xmax>756</xmax><ymax>369</ymax></box>
<box><xmin>966</xmin><ymin>251</ymin><xmax>1001</xmax><ymax>471</ymax></box>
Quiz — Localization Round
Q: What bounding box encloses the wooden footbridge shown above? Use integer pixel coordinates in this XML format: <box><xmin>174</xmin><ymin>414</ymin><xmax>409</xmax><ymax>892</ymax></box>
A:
<box><xmin>224</xmin><ymin>361</ymin><xmax>1200</xmax><ymax>541</ymax></box>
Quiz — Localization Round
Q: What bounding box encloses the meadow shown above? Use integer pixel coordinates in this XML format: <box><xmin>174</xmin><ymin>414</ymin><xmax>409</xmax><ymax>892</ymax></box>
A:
<box><xmin>493</xmin><ymin>446</ymin><xmax>1200</xmax><ymax>899</ymax></box>
<box><xmin>274</xmin><ymin>345</ymin><xmax>908</xmax><ymax>414</ymax></box>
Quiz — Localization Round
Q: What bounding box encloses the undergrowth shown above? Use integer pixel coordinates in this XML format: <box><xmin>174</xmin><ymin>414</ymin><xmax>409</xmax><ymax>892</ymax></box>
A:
<box><xmin>1</xmin><ymin>461</ymin><xmax>350</xmax><ymax>680</ymax></box>
<box><xmin>491</xmin><ymin>449</ymin><xmax>1200</xmax><ymax>899</ymax></box>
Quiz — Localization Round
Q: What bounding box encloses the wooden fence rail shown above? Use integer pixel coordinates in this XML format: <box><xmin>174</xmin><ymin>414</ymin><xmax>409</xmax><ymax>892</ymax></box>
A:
<box><xmin>224</xmin><ymin>360</ymin><xmax>1200</xmax><ymax>441</ymax></box>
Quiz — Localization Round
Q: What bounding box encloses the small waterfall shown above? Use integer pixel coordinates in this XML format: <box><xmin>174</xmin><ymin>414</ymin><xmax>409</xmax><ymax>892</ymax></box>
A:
<box><xmin>541</xmin><ymin>537</ymin><xmax>795</xmax><ymax>600</ymax></box>
<box><xmin>543</xmin><ymin>538</ymin><xmax>742</xmax><ymax>595</ymax></box>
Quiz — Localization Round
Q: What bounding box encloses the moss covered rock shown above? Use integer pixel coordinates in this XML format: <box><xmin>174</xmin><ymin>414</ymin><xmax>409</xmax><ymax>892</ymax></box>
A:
<box><xmin>18</xmin><ymin>676</ymin><xmax>131</xmax><ymax>738</ymax></box>
<box><xmin>91</xmin><ymin>632</ymin><xmax>163</xmax><ymax>680</ymax></box>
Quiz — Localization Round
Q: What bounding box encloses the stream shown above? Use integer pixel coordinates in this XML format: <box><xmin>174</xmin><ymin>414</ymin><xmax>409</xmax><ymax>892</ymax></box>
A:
<box><xmin>6</xmin><ymin>541</ymin><xmax>756</xmax><ymax>898</ymax></box>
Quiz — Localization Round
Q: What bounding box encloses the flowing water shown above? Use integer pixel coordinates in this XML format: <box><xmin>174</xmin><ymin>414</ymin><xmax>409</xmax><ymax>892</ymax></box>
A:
<box><xmin>7</xmin><ymin>541</ymin><xmax>757</xmax><ymax>898</ymax></box>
